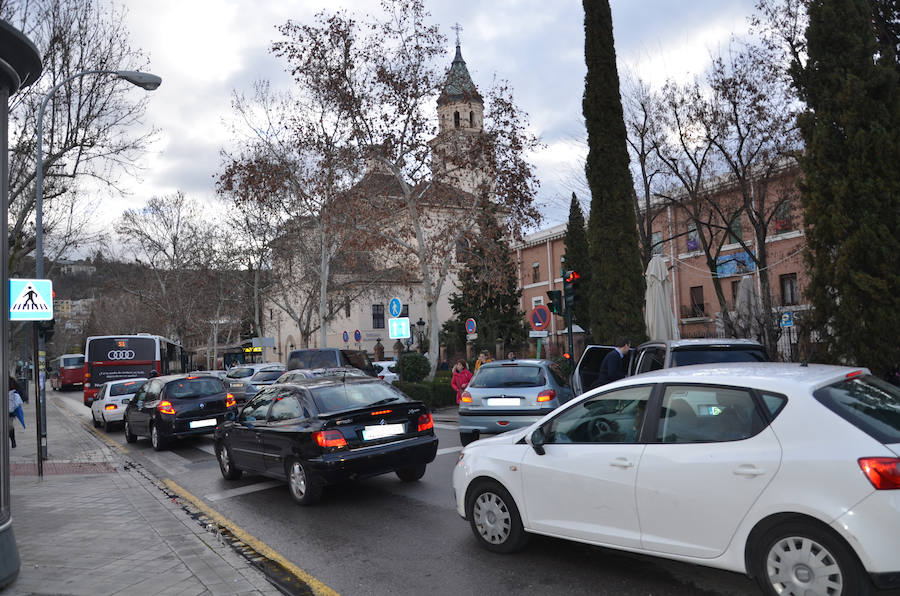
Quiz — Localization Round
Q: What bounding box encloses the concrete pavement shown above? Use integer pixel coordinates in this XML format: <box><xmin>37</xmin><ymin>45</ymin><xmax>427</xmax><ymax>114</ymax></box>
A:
<box><xmin>4</xmin><ymin>391</ymin><xmax>282</xmax><ymax>596</ymax></box>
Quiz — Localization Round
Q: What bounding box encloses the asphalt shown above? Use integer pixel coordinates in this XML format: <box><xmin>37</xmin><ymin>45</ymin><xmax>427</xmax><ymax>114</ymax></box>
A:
<box><xmin>4</xmin><ymin>390</ymin><xmax>282</xmax><ymax>596</ymax></box>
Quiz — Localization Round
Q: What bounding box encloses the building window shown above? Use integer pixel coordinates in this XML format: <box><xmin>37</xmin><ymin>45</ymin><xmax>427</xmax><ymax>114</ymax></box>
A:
<box><xmin>780</xmin><ymin>273</ymin><xmax>799</xmax><ymax>306</ymax></box>
<box><xmin>454</xmin><ymin>111</ymin><xmax>460</xmax><ymax>128</ymax></box>
<box><xmin>774</xmin><ymin>201</ymin><xmax>792</xmax><ymax>232</ymax></box>
<box><xmin>345</xmin><ymin>299</ymin><xmax>351</xmax><ymax>318</ymax></box>
<box><xmin>651</xmin><ymin>231</ymin><xmax>663</xmax><ymax>255</ymax></box>
<box><xmin>532</xmin><ymin>262</ymin><xmax>540</xmax><ymax>283</ymax></box>
<box><xmin>728</xmin><ymin>213</ymin><xmax>743</xmax><ymax>244</ymax></box>
<box><xmin>689</xmin><ymin>286</ymin><xmax>705</xmax><ymax>317</ymax></box>
<box><xmin>469</xmin><ymin>111</ymin><xmax>474</xmax><ymax>127</ymax></box>
<box><xmin>372</xmin><ymin>304</ymin><xmax>385</xmax><ymax>329</ymax></box>
<box><xmin>686</xmin><ymin>224</ymin><xmax>699</xmax><ymax>252</ymax></box>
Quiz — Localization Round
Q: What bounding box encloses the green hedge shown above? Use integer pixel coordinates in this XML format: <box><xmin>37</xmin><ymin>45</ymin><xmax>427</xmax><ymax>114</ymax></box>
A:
<box><xmin>393</xmin><ymin>380</ymin><xmax>457</xmax><ymax>410</ymax></box>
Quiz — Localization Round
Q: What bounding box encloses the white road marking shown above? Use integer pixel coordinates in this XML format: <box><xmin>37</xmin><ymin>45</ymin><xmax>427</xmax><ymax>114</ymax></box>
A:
<box><xmin>433</xmin><ymin>422</ymin><xmax>457</xmax><ymax>430</ymax></box>
<box><xmin>204</xmin><ymin>480</ymin><xmax>283</xmax><ymax>502</ymax></box>
<box><xmin>436</xmin><ymin>446</ymin><xmax>462</xmax><ymax>456</ymax></box>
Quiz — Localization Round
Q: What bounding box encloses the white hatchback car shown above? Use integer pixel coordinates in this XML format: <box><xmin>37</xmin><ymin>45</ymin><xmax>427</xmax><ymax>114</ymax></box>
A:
<box><xmin>91</xmin><ymin>378</ymin><xmax>147</xmax><ymax>432</ymax></box>
<box><xmin>452</xmin><ymin>363</ymin><xmax>900</xmax><ymax>596</ymax></box>
<box><xmin>374</xmin><ymin>360</ymin><xmax>399</xmax><ymax>384</ymax></box>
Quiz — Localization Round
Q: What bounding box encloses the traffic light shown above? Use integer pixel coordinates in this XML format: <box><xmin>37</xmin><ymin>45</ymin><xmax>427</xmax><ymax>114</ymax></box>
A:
<box><xmin>546</xmin><ymin>290</ymin><xmax>563</xmax><ymax>314</ymax></box>
<box><xmin>564</xmin><ymin>270</ymin><xmax>580</xmax><ymax>308</ymax></box>
<box><xmin>38</xmin><ymin>319</ymin><xmax>55</xmax><ymax>343</ymax></box>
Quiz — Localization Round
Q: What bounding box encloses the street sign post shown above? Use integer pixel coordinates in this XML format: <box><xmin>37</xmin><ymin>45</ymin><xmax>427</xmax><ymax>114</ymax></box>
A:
<box><xmin>388</xmin><ymin>297</ymin><xmax>403</xmax><ymax>318</ymax></box>
<box><xmin>342</xmin><ymin>330</ymin><xmax>349</xmax><ymax>344</ymax></box>
<box><xmin>780</xmin><ymin>312</ymin><xmax>793</xmax><ymax>328</ymax></box>
<box><xmin>389</xmin><ymin>317</ymin><xmax>411</xmax><ymax>340</ymax></box>
<box><xmin>354</xmin><ymin>329</ymin><xmax>361</xmax><ymax>345</ymax></box>
<box><xmin>530</xmin><ymin>305</ymin><xmax>551</xmax><ymax>358</ymax></box>
<box><xmin>465</xmin><ymin>318</ymin><xmax>477</xmax><ymax>334</ymax></box>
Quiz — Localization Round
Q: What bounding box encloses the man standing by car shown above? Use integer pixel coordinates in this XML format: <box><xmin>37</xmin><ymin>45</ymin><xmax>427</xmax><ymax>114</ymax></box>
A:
<box><xmin>594</xmin><ymin>337</ymin><xmax>630</xmax><ymax>388</ymax></box>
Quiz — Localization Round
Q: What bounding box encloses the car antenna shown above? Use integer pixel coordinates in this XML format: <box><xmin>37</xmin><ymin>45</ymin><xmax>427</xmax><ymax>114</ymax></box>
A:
<box><xmin>800</xmin><ymin>344</ymin><xmax>817</xmax><ymax>367</ymax></box>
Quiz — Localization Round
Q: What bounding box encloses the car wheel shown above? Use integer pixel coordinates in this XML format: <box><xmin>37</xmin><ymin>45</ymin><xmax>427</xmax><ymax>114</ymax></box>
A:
<box><xmin>150</xmin><ymin>423</ymin><xmax>168</xmax><ymax>451</ymax></box>
<box><xmin>395</xmin><ymin>464</ymin><xmax>427</xmax><ymax>482</ymax></box>
<box><xmin>124</xmin><ymin>420</ymin><xmax>137</xmax><ymax>443</ymax></box>
<box><xmin>216</xmin><ymin>441</ymin><xmax>243</xmax><ymax>480</ymax></box>
<box><xmin>91</xmin><ymin>410</ymin><xmax>101</xmax><ymax>428</ymax></box>
<box><xmin>466</xmin><ymin>480</ymin><xmax>529</xmax><ymax>553</ymax></box>
<box><xmin>286</xmin><ymin>458</ymin><xmax>321</xmax><ymax>505</ymax></box>
<box><xmin>460</xmin><ymin>432</ymin><xmax>477</xmax><ymax>446</ymax></box>
<box><xmin>752</xmin><ymin>521</ymin><xmax>870</xmax><ymax>596</ymax></box>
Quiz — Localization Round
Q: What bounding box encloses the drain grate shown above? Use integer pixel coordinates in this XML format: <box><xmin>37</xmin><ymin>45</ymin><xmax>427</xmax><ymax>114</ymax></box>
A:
<box><xmin>11</xmin><ymin>461</ymin><xmax>116</xmax><ymax>476</ymax></box>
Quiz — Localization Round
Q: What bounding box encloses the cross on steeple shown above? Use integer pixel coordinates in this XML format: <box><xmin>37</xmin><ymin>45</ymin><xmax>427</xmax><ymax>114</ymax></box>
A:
<box><xmin>451</xmin><ymin>23</ymin><xmax>463</xmax><ymax>46</ymax></box>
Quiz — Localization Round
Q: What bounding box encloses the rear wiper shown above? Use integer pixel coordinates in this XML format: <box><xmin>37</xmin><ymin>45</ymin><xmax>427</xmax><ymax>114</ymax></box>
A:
<box><xmin>368</xmin><ymin>397</ymin><xmax>400</xmax><ymax>406</ymax></box>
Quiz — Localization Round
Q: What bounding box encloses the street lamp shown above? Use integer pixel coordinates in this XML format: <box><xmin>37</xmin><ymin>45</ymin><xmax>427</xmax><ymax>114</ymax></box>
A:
<box><xmin>415</xmin><ymin>317</ymin><xmax>426</xmax><ymax>353</ymax></box>
<box><xmin>33</xmin><ymin>68</ymin><xmax>161</xmax><ymax>459</ymax></box>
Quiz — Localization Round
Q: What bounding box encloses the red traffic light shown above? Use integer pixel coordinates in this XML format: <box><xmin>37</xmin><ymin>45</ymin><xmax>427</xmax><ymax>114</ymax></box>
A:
<box><xmin>565</xmin><ymin>271</ymin><xmax>580</xmax><ymax>283</ymax></box>
<box><xmin>563</xmin><ymin>352</ymin><xmax>571</xmax><ymax>359</ymax></box>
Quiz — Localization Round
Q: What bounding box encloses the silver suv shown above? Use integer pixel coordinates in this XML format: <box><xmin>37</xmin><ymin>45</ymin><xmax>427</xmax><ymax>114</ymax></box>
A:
<box><xmin>458</xmin><ymin>359</ymin><xmax>574</xmax><ymax>446</ymax></box>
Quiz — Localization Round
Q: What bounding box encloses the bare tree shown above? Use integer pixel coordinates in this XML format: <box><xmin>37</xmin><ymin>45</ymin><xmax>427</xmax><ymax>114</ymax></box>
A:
<box><xmin>2</xmin><ymin>0</ymin><xmax>156</xmax><ymax>272</ymax></box>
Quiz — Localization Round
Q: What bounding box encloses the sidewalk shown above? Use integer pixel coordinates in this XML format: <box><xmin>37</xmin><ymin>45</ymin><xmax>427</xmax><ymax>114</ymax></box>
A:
<box><xmin>4</xmin><ymin>393</ymin><xmax>281</xmax><ymax>596</ymax></box>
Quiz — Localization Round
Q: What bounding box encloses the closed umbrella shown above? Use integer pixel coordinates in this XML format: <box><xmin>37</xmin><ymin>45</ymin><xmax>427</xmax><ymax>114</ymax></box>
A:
<box><xmin>644</xmin><ymin>256</ymin><xmax>675</xmax><ymax>341</ymax></box>
<box><xmin>733</xmin><ymin>275</ymin><xmax>760</xmax><ymax>339</ymax></box>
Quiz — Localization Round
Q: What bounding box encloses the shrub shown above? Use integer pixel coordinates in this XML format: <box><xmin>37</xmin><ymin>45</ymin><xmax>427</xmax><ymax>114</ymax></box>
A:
<box><xmin>392</xmin><ymin>380</ymin><xmax>458</xmax><ymax>410</ymax></box>
<box><xmin>398</xmin><ymin>352</ymin><xmax>430</xmax><ymax>383</ymax></box>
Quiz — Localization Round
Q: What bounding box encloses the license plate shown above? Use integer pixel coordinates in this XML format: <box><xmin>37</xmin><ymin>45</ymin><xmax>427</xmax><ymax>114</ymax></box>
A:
<box><xmin>362</xmin><ymin>423</ymin><xmax>405</xmax><ymax>440</ymax></box>
<box><xmin>487</xmin><ymin>398</ymin><xmax>520</xmax><ymax>407</ymax></box>
<box><xmin>230</xmin><ymin>383</ymin><xmax>244</xmax><ymax>388</ymax></box>
<box><xmin>189</xmin><ymin>418</ymin><xmax>217</xmax><ymax>429</ymax></box>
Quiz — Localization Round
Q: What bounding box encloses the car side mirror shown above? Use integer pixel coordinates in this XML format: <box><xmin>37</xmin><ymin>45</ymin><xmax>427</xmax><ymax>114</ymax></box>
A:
<box><xmin>530</xmin><ymin>428</ymin><xmax>546</xmax><ymax>456</ymax></box>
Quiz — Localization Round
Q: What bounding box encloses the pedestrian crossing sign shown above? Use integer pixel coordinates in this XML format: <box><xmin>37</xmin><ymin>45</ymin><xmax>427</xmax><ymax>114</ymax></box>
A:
<box><xmin>9</xmin><ymin>279</ymin><xmax>53</xmax><ymax>321</ymax></box>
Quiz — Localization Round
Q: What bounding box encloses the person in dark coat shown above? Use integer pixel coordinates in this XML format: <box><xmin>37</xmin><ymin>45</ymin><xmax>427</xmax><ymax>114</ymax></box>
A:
<box><xmin>594</xmin><ymin>337</ymin><xmax>631</xmax><ymax>388</ymax></box>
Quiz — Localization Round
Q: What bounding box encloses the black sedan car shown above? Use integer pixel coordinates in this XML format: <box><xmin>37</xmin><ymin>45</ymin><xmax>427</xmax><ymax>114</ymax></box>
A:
<box><xmin>124</xmin><ymin>374</ymin><xmax>235</xmax><ymax>451</ymax></box>
<box><xmin>214</xmin><ymin>376</ymin><xmax>438</xmax><ymax>505</ymax></box>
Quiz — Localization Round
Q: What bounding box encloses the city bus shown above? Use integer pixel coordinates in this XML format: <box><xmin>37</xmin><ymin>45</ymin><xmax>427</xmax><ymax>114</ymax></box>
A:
<box><xmin>83</xmin><ymin>334</ymin><xmax>187</xmax><ymax>405</ymax></box>
<box><xmin>49</xmin><ymin>354</ymin><xmax>85</xmax><ymax>391</ymax></box>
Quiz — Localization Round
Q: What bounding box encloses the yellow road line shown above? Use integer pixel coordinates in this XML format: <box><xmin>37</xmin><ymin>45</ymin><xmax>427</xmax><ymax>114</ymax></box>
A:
<box><xmin>163</xmin><ymin>478</ymin><xmax>340</xmax><ymax>596</ymax></box>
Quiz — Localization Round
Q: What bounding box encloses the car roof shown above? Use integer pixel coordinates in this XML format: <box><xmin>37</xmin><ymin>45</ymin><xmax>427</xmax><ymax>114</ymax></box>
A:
<box><xmin>275</xmin><ymin>375</ymin><xmax>383</xmax><ymax>390</ymax></box>
<box><xmin>602</xmin><ymin>362</ymin><xmax>868</xmax><ymax>394</ymax></box>
<box><xmin>231</xmin><ymin>362</ymin><xmax>284</xmax><ymax>370</ymax></box>
<box><xmin>641</xmin><ymin>338</ymin><xmax>764</xmax><ymax>349</ymax></box>
<box><xmin>478</xmin><ymin>359</ymin><xmax>554</xmax><ymax>368</ymax></box>
<box><xmin>153</xmin><ymin>373</ymin><xmax>226</xmax><ymax>383</ymax></box>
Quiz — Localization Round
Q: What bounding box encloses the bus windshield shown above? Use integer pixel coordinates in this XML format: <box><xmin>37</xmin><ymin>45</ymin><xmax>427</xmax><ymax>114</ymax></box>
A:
<box><xmin>61</xmin><ymin>356</ymin><xmax>84</xmax><ymax>368</ymax></box>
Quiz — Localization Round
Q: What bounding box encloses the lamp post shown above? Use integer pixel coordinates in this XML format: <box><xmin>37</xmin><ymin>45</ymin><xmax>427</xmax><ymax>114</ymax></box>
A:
<box><xmin>415</xmin><ymin>317</ymin><xmax>426</xmax><ymax>353</ymax></box>
<box><xmin>34</xmin><ymin>69</ymin><xmax>161</xmax><ymax>459</ymax></box>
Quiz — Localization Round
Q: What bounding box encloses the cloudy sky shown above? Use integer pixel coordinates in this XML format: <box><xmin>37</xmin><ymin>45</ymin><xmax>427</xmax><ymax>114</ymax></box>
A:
<box><xmin>112</xmin><ymin>0</ymin><xmax>758</xmax><ymax>230</ymax></box>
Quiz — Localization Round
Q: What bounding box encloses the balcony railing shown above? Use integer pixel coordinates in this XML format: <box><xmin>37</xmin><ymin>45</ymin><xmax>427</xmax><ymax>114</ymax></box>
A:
<box><xmin>681</xmin><ymin>303</ymin><xmax>709</xmax><ymax>319</ymax></box>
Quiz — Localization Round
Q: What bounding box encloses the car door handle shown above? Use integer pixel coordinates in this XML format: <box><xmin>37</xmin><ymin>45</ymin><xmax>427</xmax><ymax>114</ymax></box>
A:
<box><xmin>610</xmin><ymin>457</ymin><xmax>634</xmax><ymax>469</ymax></box>
<box><xmin>733</xmin><ymin>464</ymin><xmax>766</xmax><ymax>477</ymax></box>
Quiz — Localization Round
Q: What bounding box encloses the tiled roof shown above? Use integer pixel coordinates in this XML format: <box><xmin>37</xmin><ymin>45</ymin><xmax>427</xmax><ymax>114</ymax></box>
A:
<box><xmin>437</xmin><ymin>44</ymin><xmax>483</xmax><ymax>106</ymax></box>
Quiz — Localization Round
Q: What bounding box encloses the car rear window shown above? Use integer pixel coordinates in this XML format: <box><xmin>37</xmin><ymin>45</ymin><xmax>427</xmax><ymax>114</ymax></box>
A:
<box><xmin>813</xmin><ymin>374</ymin><xmax>900</xmax><ymax>444</ymax></box>
<box><xmin>226</xmin><ymin>367</ymin><xmax>255</xmax><ymax>379</ymax></box>
<box><xmin>166</xmin><ymin>378</ymin><xmax>225</xmax><ymax>398</ymax></box>
<box><xmin>253</xmin><ymin>370</ymin><xmax>284</xmax><ymax>382</ymax></box>
<box><xmin>310</xmin><ymin>382</ymin><xmax>410</xmax><ymax>413</ymax></box>
<box><xmin>670</xmin><ymin>348</ymin><xmax>768</xmax><ymax>367</ymax></box>
<box><xmin>288</xmin><ymin>350</ymin><xmax>340</xmax><ymax>369</ymax></box>
<box><xmin>470</xmin><ymin>365</ymin><xmax>546</xmax><ymax>388</ymax></box>
<box><xmin>109</xmin><ymin>380</ymin><xmax>145</xmax><ymax>396</ymax></box>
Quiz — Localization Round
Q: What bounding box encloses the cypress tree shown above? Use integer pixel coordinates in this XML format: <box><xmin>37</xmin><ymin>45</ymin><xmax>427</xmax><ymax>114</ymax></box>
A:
<box><xmin>582</xmin><ymin>0</ymin><xmax>647</xmax><ymax>343</ymax></box>
<box><xmin>794</xmin><ymin>0</ymin><xmax>900</xmax><ymax>374</ymax></box>
<box><xmin>563</xmin><ymin>193</ymin><xmax>591</xmax><ymax>330</ymax></box>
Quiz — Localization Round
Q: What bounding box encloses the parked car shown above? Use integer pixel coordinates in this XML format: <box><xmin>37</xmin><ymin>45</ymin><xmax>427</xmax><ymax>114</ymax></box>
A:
<box><xmin>453</xmin><ymin>363</ymin><xmax>900</xmax><ymax>595</ymax></box>
<box><xmin>214</xmin><ymin>376</ymin><xmax>438</xmax><ymax>504</ymax></box>
<box><xmin>374</xmin><ymin>360</ymin><xmax>399</xmax><ymax>383</ymax></box>
<box><xmin>286</xmin><ymin>348</ymin><xmax>377</xmax><ymax>377</ymax></box>
<box><xmin>224</xmin><ymin>363</ymin><xmax>285</xmax><ymax>405</ymax></box>
<box><xmin>90</xmin><ymin>378</ymin><xmax>147</xmax><ymax>432</ymax></box>
<box><xmin>192</xmin><ymin>369</ymin><xmax>227</xmax><ymax>381</ymax></box>
<box><xmin>276</xmin><ymin>367</ymin><xmax>369</xmax><ymax>384</ymax></box>
<box><xmin>124</xmin><ymin>374</ymin><xmax>235</xmax><ymax>450</ymax></box>
<box><xmin>572</xmin><ymin>338</ymin><xmax>768</xmax><ymax>395</ymax></box>
<box><xmin>458</xmin><ymin>359</ymin><xmax>575</xmax><ymax>446</ymax></box>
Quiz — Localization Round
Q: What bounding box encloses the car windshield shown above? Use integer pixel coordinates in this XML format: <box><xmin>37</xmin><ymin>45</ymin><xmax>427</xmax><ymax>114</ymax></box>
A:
<box><xmin>226</xmin><ymin>367</ymin><xmax>255</xmax><ymax>379</ymax></box>
<box><xmin>109</xmin><ymin>380</ymin><xmax>145</xmax><ymax>396</ymax></box>
<box><xmin>289</xmin><ymin>350</ymin><xmax>339</xmax><ymax>369</ymax></box>
<box><xmin>813</xmin><ymin>374</ymin><xmax>900</xmax><ymax>444</ymax></box>
<box><xmin>166</xmin><ymin>378</ymin><xmax>225</xmax><ymax>398</ymax></box>
<box><xmin>671</xmin><ymin>348</ymin><xmax>768</xmax><ymax>367</ymax></box>
<box><xmin>310</xmin><ymin>382</ymin><xmax>410</xmax><ymax>413</ymax></box>
<box><xmin>253</xmin><ymin>370</ymin><xmax>284</xmax><ymax>382</ymax></box>
<box><xmin>470</xmin><ymin>365</ymin><xmax>545</xmax><ymax>388</ymax></box>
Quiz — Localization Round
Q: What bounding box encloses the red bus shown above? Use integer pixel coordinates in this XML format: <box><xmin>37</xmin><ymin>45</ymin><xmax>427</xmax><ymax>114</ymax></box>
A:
<box><xmin>83</xmin><ymin>334</ymin><xmax>187</xmax><ymax>406</ymax></box>
<box><xmin>49</xmin><ymin>354</ymin><xmax>85</xmax><ymax>391</ymax></box>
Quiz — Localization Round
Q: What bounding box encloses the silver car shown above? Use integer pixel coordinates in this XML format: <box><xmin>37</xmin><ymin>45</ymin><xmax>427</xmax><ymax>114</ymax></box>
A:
<box><xmin>224</xmin><ymin>363</ymin><xmax>285</xmax><ymax>405</ymax></box>
<box><xmin>458</xmin><ymin>359</ymin><xmax>574</xmax><ymax>445</ymax></box>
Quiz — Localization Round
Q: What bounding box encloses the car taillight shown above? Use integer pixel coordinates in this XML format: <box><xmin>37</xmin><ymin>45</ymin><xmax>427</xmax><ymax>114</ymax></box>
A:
<box><xmin>417</xmin><ymin>413</ymin><xmax>434</xmax><ymax>432</ymax></box>
<box><xmin>378</xmin><ymin>375</ymin><xmax>384</xmax><ymax>380</ymax></box>
<box><xmin>461</xmin><ymin>391</ymin><xmax>472</xmax><ymax>403</ymax></box>
<box><xmin>105</xmin><ymin>404</ymin><xmax>116</xmax><ymax>410</ymax></box>
<box><xmin>225</xmin><ymin>393</ymin><xmax>236</xmax><ymax>408</ymax></box>
<box><xmin>858</xmin><ymin>458</ymin><xmax>900</xmax><ymax>490</ymax></box>
<box><xmin>158</xmin><ymin>400</ymin><xmax>176</xmax><ymax>415</ymax></box>
<box><xmin>314</xmin><ymin>430</ymin><xmax>348</xmax><ymax>449</ymax></box>
<box><xmin>537</xmin><ymin>389</ymin><xmax>556</xmax><ymax>402</ymax></box>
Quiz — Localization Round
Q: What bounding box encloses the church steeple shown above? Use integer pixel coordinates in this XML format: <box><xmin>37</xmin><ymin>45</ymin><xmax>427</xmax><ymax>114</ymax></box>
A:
<box><xmin>436</xmin><ymin>24</ymin><xmax>483</xmax><ymax>134</ymax></box>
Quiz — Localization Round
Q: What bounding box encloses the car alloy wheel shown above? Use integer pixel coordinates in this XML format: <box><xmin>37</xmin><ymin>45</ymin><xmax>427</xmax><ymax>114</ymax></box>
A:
<box><xmin>216</xmin><ymin>442</ymin><xmax>242</xmax><ymax>480</ymax></box>
<box><xmin>287</xmin><ymin>459</ymin><xmax>321</xmax><ymax>505</ymax></box>
<box><xmin>124</xmin><ymin>420</ymin><xmax>137</xmax><ymax>443</ymax></box>
<box><xmin>466</xmin><ymin>481</ymin><xmax>528</xmax><ymax>553</ymax></box>
<box><xmin>150</xmin><ymin>424</ymin><xmax>166</xmax><ymax>451</ymax></box>
<box><xmin>473</xmin><ymin>491</ymin><xmax>512</xmax><ymax>545</ymax></box>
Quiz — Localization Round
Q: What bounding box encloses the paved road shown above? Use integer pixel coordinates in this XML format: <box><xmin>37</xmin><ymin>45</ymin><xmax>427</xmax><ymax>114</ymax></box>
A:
<box><xmin>54</xmin><ymin>387</ymin><xmax>763</xmax><ymax>596</ymax></box>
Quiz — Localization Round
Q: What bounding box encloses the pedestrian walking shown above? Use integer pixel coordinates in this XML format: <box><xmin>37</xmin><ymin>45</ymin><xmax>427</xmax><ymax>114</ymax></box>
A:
<box><xmin>506</xmin><ymin>351</ymin><xmax>516</xmax><ymax>361</ymax></box>
<box><xmin>8</xmin><ymin>376</ymin><xmax>25</xmax><ymax>448</ymax></box>
<box><xmin>451</xmin><ymin>360</ymin><xmax>473</xmax><ymax>405</ymax></box>
<box><xmin>593</xmin><ymin>337</ymin><xmax>630</xmax><ymax>388</ymax></box>
<box><xmin>474</xmin><ymin>350</ymin><xmax>493</xmax><ymax>371</ymax></box>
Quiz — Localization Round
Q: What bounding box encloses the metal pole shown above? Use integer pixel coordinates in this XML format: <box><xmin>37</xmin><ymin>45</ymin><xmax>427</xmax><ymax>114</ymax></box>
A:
<box><xmin>31</xmin><ymin>323</ymin><xmax>42</xmax><ymax>478</ymax></box>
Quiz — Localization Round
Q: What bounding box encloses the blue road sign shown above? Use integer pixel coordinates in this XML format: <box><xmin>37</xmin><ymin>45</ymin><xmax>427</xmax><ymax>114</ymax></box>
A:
<box><xmin>465</xmin><ymin>318</ymin><xmax>477</xmax><ymax>334</ymax></box>
<box><xmin>354</xmin><ymin>329</ymin><xmax>362</xmax><ymax>343</ymax></box>
<box><xmin>343</xmin><ymin>331</ymin><xmax>349</xmax><ymax>343</ymax></box>
<box><xmin>389</xmin><ymin>297</ymin><xmax>403</xmax><ymax>318</ymax></box>
<box><xmin>780</xmin><ymin>311</ymin><xmax>794</xmax><ymax>328</ymax></box>
<box><xmin>9</xmin><ymin>279</ymin><xmax>53</xmax><ymax>321</ymax></box>
<box><xmin>389</xmin><ymin>317</ymin><xmax>411</xmax><ymax>339</ymax></box>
